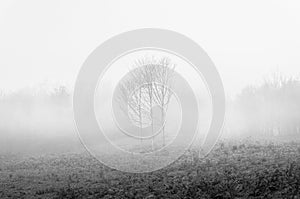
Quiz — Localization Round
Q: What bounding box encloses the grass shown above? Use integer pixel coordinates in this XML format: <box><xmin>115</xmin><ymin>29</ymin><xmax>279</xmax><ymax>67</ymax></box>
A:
<box><xmin>0</xmin><ymin>139</ymin><xmax>300</xmax><ymax>198</ymax></box>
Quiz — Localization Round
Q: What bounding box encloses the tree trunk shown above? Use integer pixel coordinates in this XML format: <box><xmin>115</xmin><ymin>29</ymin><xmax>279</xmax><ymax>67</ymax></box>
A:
<box><xmin>162</xmin><ymin>107</ymin><xmax>165</xmax><ymax>147</ymax></box>
<box><xmin>150</xmin><ymin>83</ymin><xmax>154</xmax><ymax>151</ymax></box>
<box><xmin>139</xmin><ymin>87</ymin><xmax>142</xmax><ymax>145</ymax></box>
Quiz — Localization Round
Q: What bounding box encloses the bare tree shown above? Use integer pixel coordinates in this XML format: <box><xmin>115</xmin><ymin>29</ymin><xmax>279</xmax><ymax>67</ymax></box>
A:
<box><xmin>118</xmin><ymin>70</ymin><xmax>147</xmax><ymax>143</ymax></box>
<box><xmin>151</xmin><ymin>58</ymin><xmax>176</xmax><ymax>146</ymax></box>
<box><xmin>117</xmin><ymin>56</ymin><xmax>176</xmax><ymax>150</ymax></box>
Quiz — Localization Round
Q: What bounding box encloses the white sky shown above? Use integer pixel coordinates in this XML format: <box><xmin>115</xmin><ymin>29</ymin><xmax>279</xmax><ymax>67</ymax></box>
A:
<box><xmin>0</xmin><ymin>0</ymin><xmax>300</xmax><ymax>96</ymax></box>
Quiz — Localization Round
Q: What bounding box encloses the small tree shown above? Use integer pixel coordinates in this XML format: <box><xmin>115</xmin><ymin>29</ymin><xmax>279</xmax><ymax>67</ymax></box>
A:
<box><xmin>117</xmin><ymin>56</ymin><xmax>176</xmax><ymax>150</ymax></box>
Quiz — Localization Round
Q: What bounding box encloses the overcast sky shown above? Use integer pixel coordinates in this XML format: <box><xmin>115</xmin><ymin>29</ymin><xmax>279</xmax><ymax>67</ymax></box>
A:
<box><xmin>0</xmin><ymin>0</ymin><xmax>300</xmax><ymax>96</ymax></box>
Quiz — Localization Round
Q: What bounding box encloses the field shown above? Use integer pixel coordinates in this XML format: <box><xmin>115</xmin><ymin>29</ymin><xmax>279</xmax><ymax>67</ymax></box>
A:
<box><xmin>1</xmin><ymin>139</ymin><xmax>300</xmax><ymax>199</ymax></box>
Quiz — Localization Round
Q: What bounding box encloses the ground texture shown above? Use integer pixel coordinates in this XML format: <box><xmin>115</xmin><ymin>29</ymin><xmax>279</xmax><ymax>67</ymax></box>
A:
<box><xmin>1</xmin><ymin>139</ymin><xmax>300</xmax><ymax>198</ymax></box>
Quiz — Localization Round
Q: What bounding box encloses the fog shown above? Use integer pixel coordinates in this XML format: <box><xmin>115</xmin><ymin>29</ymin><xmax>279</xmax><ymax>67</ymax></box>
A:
<box><xmin>0</xmin><ymin>72</ymin><xmax>299</xmax><ymax>155</ymax></box>
<box><xmin>224</xmin><ymin>74</ymin><xmax>300</xmax><ymax>140</ymax></box>
<box><xmin>1</xmin><ymin>1</ymin><xmax>300</xmax><ymax>155</ymax></box>
<box><xmin>0</xmin><ymin>86</ymin><xmax>81</xmax><ymax>155</ymax></box>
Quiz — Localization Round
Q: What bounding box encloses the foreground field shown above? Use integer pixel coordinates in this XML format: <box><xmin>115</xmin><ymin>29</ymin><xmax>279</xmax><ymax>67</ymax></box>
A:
<box><xmin>1</xmin><ymin>139</ymin><xmax>300</xmax><ymax>199</ymax></box>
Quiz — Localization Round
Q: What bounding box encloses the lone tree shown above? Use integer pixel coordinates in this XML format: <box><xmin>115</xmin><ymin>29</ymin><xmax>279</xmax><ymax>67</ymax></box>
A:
<box><xmin>118</xmin><ymin>56</ymin><xmax>176</xmax><ymax>150</ymax></box>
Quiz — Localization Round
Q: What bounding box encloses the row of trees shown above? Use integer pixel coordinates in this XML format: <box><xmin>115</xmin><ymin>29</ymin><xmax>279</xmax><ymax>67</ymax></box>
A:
<box><xmin>117</xmin><ymin>57</ymin><xmax>176</xmax><ymax>149</ymax></box>
<box><xmin>228</xmin><ymin>73</ymin><xmax>300</xmax><ymax>137</ymax></box>
<box><xmin>0</xmin><ymin>86</ymin><xmax>76</xmax><ymax>154</ymax></box>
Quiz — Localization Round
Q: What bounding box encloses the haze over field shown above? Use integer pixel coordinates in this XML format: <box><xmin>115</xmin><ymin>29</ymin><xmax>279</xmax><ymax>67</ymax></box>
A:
<box><xmin>0</xmin><ymin>0</ymin><xmax>300</xmax><ymax>155</ymax></box>
<box><xmin>1</xmin><ymin>2</ymin><xmax>300</xmax><ymax>198</ymax></box>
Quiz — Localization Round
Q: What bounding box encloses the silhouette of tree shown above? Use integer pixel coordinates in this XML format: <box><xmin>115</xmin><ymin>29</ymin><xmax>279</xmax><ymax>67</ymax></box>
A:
<box><xmin>118</xmin><ymin>57</ymin><xmax>176</xmax><ymax>150</ymax></box>
<box><xmin>235</xmin><ymin>72</ymin><xmax>300</xmax><ymax>137</ymax></box>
